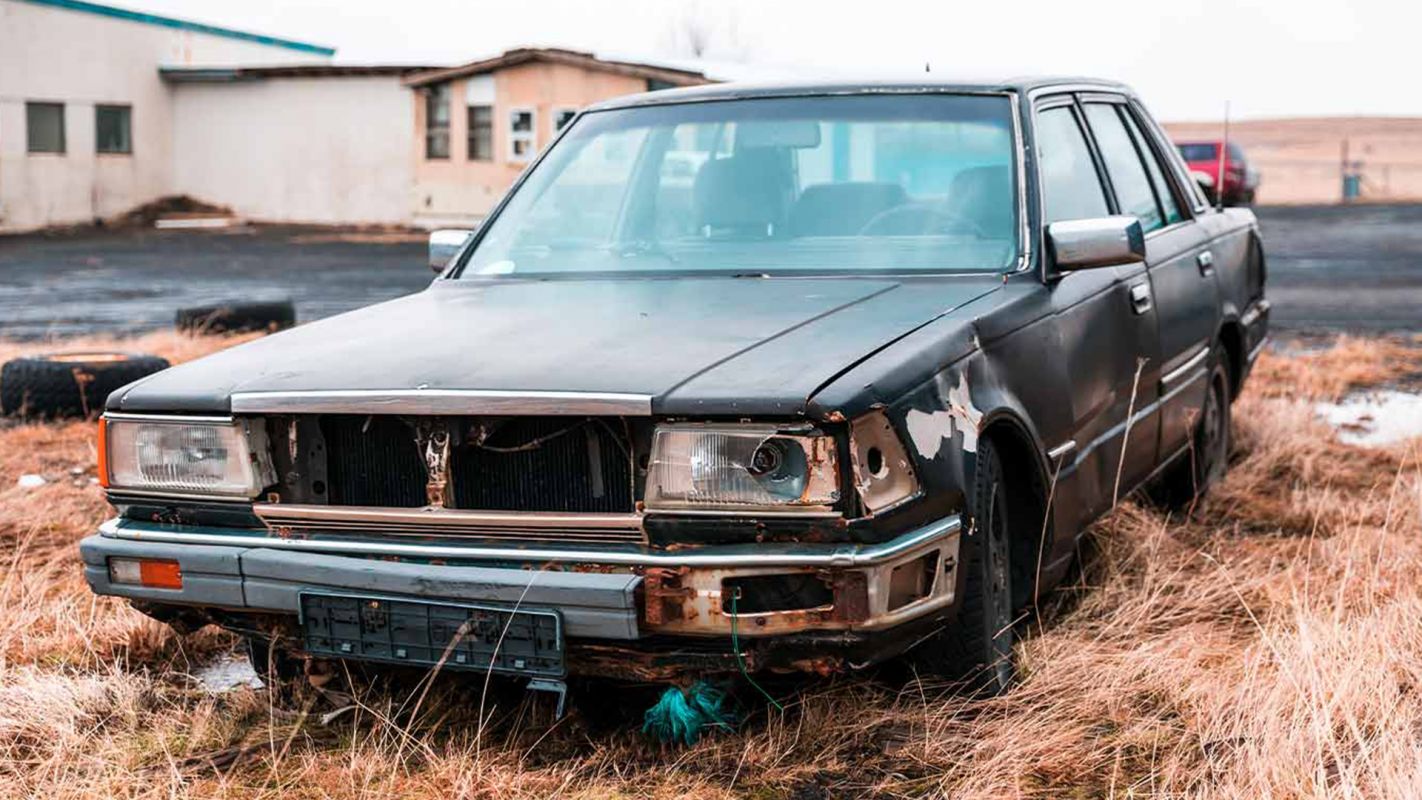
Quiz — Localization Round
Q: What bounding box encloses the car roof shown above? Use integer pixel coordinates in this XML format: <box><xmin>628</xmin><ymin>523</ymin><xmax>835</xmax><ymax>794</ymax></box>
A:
<box><xmin>586</xmin><ymin>76</ymin><xmax>1136</xmax><ymax>111</ymax></box>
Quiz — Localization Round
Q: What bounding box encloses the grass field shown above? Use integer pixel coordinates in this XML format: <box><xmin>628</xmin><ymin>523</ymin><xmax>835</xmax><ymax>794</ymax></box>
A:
<box><xmin>2</xmin><ymin>332</ymin><xmax>1420</xmax><ymax>798</ymax></box>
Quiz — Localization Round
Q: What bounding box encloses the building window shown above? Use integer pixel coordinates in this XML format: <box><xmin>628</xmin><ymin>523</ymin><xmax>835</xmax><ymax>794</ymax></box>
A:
<box><xmin>467</xmin><ymin>105</ymin><xmax>493</xmax><ymax>161</ymax></box>
<box><xmin>425</xmin><ymin>84</ymin><xmax>451</xmax><ymax>159</ymax></box>
<box><xmin>95</xmin><ymin>104</ymin><xmax>132</xmax><ymax>154</ymax></box>
<box><xmin>646</xmin><ymin>79</ymin><xmax>677</xmax><ymax>92</ymax></box>
<box><xmin>554</xmin><ymin>107</ymin><xmax>578</xmax><ymax>132</ymax></box>
<box><xmin>509</xmin><ymin>108</ymin><xmax>536</xmax><ymax>162</ymax></box>
<box><xmin>26</xmin><ymin>102</ymin><xmax>65</xmax><ymax>154</ymax></box>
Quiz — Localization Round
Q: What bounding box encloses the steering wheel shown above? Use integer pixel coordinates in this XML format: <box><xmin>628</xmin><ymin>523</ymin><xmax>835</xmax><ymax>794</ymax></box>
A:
<box><xmin>858</xmin><ymin>204</ymin><xmax>986</xmax><ymax>238</ymax></box>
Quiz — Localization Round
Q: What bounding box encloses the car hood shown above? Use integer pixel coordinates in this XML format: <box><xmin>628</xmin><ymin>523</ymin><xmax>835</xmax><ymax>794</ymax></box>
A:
<box><xmin>111</xmin><ymin>276</ymin><xmax>1002</xmax><ymax>417</ymax></box>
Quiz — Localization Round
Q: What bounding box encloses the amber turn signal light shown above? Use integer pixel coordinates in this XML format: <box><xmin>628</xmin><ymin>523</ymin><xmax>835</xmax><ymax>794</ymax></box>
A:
<box><xmin>96</xmin><ymin>417</ymin><xmax>110</xmax><ymax>488</ymax></box>
<box><xmin>108</xmin><ymin>558</ymin><xmax>183</xmax><ymax>590</ymax></box>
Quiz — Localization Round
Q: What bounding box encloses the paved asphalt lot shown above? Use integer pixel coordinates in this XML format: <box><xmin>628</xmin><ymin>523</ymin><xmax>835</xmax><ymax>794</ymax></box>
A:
<box><xmin>0</xmin><ymin>204</ymin><xmax>1419</xmax><ymax>340</ymax></box>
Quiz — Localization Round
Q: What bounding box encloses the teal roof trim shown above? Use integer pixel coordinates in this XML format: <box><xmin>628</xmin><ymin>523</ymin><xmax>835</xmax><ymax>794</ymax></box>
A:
<box><xmin>18</xmin><ymin>0</ymin><xmax>336</xmax><ymax>56</ymax></box>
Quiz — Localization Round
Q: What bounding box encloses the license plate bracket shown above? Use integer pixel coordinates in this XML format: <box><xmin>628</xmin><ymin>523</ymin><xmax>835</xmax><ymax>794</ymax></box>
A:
<box><xmin>298</xmin><ymin>592</ymin><xmax>564</xmax><ymax>678</ymax></box>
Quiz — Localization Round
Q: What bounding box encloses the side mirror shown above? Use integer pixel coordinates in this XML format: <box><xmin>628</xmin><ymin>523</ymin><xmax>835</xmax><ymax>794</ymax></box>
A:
<box><xmin>428</xmin><ymin>228</ymin><xmax>474</xmax><ymax>273</ymax></box>
<box><xmin>1046</xmin><ymin>216</ymin><xmax>1145</xmax><ymax>274</ymax></box>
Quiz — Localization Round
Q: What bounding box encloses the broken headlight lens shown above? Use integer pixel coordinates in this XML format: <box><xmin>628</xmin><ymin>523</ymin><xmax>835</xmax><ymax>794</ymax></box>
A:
<box><xmin>104</xmin><ymin>417</ymin><xmax>269</xmax><ymax>497</ymax></box>
<box><xmin>645</xmin><ymin>424</ymin><xmax>839</xmax><ymax>511</ymax></box>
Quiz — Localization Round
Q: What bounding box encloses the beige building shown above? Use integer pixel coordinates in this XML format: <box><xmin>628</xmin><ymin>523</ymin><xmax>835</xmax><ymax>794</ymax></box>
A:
<box><xmin>403</xmin><ymin>49</ymin><xmax>710</xmax><ymax>227</ymax></box>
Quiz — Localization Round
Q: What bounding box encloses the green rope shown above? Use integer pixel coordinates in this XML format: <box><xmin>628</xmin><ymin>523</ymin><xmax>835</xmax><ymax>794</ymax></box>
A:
<box><xmin>729</xmin><ymin>590</ymin><xmax>784</xmax><ymax>712</ymax></box>
<box><xmin>641</xmin><ymin>680</ymin><xmax>735</xmax><ymax>745</ymax></box>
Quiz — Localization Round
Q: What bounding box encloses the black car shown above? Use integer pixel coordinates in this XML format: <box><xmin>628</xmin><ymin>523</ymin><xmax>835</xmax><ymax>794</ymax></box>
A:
<box><xmin>82</xmin><ymin>77</ymin><xmax>1268</xmax><ymax>697</ymax></box>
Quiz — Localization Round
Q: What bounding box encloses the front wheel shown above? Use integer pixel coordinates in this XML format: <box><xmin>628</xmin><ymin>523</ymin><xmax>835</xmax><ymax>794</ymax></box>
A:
<box><xmin>910</xmin><ymin>439</ymin><xmax>1015</xmax><ymax>693</ymax></box>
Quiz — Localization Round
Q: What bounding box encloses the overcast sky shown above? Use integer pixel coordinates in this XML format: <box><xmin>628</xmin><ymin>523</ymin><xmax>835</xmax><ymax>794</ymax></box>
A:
<box><xmin>122</xmin><ymin>0</ymin><xmax>1409</xmax><ymax>121</ymax></box>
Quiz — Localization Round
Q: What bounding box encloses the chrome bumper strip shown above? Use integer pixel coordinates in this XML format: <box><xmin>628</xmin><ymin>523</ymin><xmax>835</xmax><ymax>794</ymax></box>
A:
<box><xmin>228</xmin><ymin>389</ymin><xmax>653</xmax><ymax>416</ymax></box>
<box><xmin>98</xmin><ymin>514</ymin><xmax>960</xmax><ymax>569</ymax></box>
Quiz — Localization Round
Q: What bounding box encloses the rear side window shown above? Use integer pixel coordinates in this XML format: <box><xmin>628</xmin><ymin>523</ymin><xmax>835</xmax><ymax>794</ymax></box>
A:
<box><xmin>1084</xmin><ymin>104</ymin><xmax>1163</xmax><ymax>233</ymax></box>
<box><xmin>1120</xmin><ymin>110</ymin><xmax>1182</xmax><ymax>225</ymax></box>
<box><xmin>1035</xmin><ymin>106</ymin><xmax>1109</xmax><ymax>224</ymax></box>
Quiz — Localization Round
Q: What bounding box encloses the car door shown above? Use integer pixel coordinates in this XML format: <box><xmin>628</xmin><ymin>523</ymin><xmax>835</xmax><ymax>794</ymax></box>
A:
<box><xmin>1033</xmin><ymin>97</ymin><xmax>1161</xmax><ymax>521</ymax></box>
<box><xmin>1081</xmin><ymin>98</ymin><xmax>1220</xmax><ymax>463</ymax></box>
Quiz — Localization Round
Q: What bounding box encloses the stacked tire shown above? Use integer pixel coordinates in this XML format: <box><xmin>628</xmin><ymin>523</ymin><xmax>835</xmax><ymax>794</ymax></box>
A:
<box><xmin>175</xmin><ymin>300</ymin><xmax>295</xmax><ymax>334</ymax></box>
<box><xmin>0</xmin><ymin>353</ymin><xmax>170</xmax><ymax>419</ymax></box>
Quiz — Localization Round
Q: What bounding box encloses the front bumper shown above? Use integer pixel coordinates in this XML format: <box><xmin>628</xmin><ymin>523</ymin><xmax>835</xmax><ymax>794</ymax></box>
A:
<box><xmin>82</xmin><ymin>514</ymin><xmax>961</xmax><ymax>649</ymax></box>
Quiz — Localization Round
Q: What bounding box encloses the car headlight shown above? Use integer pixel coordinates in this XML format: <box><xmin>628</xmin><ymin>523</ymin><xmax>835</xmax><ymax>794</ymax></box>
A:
<box><xmin>645</xmin><ymin>424</ymin><xmax>839</xmax><ymax>512</ymax></box>
<box><xmin>101</xmin><ymin>416</ymin><xmax>273</xmax><ymax>498</ymax></box>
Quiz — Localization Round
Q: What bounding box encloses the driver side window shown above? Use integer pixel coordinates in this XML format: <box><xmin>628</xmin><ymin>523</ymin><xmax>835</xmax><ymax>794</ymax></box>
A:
<box><xmin>1035</xmin><ymin>105</ymin><xmax>1110</xmax><ymax>224</ymax></box>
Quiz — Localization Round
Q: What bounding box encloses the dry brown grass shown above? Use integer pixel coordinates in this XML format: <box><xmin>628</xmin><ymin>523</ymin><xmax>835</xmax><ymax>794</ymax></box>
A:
<box><xmin>1</xmin><ymin>333</ymin><xmax>1420</xmax><ymax>798</ymax></box>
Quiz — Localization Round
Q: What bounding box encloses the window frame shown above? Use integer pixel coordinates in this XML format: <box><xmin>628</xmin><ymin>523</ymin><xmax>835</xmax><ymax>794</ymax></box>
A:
<box><xmin>507</xmin><ymin>106</ymin><xmax>537</xmax><ymax>163</ymax></box>
<box><xmin>1079</xmin><ymin>97</ymin><xmax>1170</xmax><ymax>234</ymax></box>
<box><xmin>1128</xmin><ymin>98</ymin><xmax>1210</xmax><ymax>214</ymax></box>
<box><xmin>94</xmin><ymin>103</ymin><xmax>133</xmax><ymax>155</ymax></box>
<box><xmin>466</xmin><ymin>103</ymin><xmax>494</xmax><ymax>162</ymax></box>
<box><xmin>1031</xmin><ymin>94</ymin><xmax>1114</xmax><ymax>226</ymax></box>
<box><xmin>448</xmin><ymin>90</ymin><xmax>1032</xmax><ymax>280</ymax></box>
<box><xmin>25</xmin><ymin>101</ymin><xmax>66</xmax><ymax>155</ymax></box>
<box><xmin>424</xmin><ymin>84</ymin><xmax>451</xmax><ymax>160</ymax></box>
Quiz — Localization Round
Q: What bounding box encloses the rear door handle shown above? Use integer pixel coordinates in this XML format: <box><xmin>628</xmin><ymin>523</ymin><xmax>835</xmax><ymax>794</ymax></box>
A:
<box><xmin>1196</xmin><ymin>250</ymin><xmax>1215</xmax><ymax>275</ymax></box>
<box><xmin>1130</xmin><ymin>282</ymin><xmax>1152</xmax><ymax>315</ymax></box>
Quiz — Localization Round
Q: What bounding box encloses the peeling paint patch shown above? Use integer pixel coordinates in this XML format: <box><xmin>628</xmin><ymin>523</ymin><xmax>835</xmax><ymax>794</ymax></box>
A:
<box><xmin>905</xmin><ymin>373</ymin><xmax>984</xmax><ymax>458</ymax></box>
<box><xmin>905</xmin><ymin>407</ymin><xmax>955</xmax><ymax>459</ymax></box>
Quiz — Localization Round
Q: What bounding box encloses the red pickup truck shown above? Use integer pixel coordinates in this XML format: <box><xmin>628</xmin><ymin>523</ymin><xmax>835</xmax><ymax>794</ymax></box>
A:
<box><xmin>1177</xmin><ymin>140</ymin><xmax>1259</xmax><ymax>206</ymax></box>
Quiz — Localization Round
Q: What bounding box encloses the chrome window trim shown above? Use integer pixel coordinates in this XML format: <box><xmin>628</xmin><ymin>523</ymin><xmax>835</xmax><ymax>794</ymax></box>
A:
<box><xmin>229</xmin><ymin>388</ymin><xmax>653</xmax><ymax>416</ymax></box>
<box><xmin>99</xmin><ymin>514</ymin><xmax>960</xmax><ymax>568</ymax></box>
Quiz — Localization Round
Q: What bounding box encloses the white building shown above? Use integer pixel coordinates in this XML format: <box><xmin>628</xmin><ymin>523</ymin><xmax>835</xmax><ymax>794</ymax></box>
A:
<box><xmin>0</xmin><ymin>0</ymin><xmax>720</xmax><ymax>233</ymax></box>
<box><xmin>0</xmin><ymin>0</ymin><xmax>353</xmax><ymax>231</ymax></box>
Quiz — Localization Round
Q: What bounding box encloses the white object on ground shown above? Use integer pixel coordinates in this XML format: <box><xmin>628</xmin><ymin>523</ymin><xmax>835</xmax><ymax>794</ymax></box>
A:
<box><xmin>17</xmin><ymin>474</ymin><xmax>46</xmax><ymax>489</ymax></box>
<box><xmin>194</xmin><ymin>653</ymin><xmax>264</xmax><ymax>692</ymax></box>
<box><xmin>1316</xmin><ymin>390</ymin><xmax>1422</xmax><ymax>447</ymax></box>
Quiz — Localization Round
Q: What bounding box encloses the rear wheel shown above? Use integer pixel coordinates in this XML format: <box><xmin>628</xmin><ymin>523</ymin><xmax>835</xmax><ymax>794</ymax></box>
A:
<box><xmin>911</xmin><ymin>439</ymin><xmax>1015</xmax><ymax>693</ymax></box>
<box><xmin>1150</xmin><ymin>360</ymin><xmax>1231</xmax><ymax>507</ymax></box>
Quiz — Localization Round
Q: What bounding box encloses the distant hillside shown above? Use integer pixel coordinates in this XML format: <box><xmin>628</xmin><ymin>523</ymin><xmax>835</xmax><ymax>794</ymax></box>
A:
<box><xmin>1163</xmin><ymin>117</ymin><xmax>1422</xmax><ymax>205</ymax></box>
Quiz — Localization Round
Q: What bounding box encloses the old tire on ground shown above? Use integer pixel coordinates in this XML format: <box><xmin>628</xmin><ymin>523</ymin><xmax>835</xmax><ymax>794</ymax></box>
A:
<box><xmin>175</xmin><ymin>300</ymin><xmax>295</xmax><ymax>334</ymax></box>
<box><xmin>1149</xmin><ymin>360</ymin><xmax>1232</xmax><ymax>509</ymax></box>
<box><xmin>0</xmin><ymin>352</ymin><xmax>170</xmax><ymax>419</ymax></box>
<box><xmin>910</xmin><ymin>438</ymin><xmax>1015</xmax><ymax>694</ymax></box>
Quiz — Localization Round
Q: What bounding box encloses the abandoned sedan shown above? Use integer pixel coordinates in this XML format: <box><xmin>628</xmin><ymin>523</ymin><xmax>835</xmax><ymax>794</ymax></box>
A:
<box><xmin>82</xmin><ymin>78</ymin><xmax>1268</xmax><ymax>700</ymax></box>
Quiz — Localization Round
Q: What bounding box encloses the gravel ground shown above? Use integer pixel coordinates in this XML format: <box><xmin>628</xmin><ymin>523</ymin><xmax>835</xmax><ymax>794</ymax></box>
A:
<box><xmin>1</xmin><ymin>204</ymin><xmax>1419</xmax><ymax>340</ymax></box>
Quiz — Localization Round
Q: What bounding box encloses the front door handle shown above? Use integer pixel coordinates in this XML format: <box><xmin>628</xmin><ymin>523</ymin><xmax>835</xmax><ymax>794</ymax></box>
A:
<box><xmin>1130</xmin><ymin>282</ymin><xmax>1152</xmax><ymax>315</ymax></box>
<box><xmin>1197</xmin><ymin>250</ymin><xmax>1215</xmax><ymax>275</ymax></box>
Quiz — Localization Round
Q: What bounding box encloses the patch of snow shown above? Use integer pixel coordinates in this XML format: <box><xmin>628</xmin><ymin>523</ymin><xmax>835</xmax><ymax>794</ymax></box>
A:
<box><xmin>16</xmin><ymin>474</ymin><xmax>46</xmax><ymax>489</ymax></box>
<box><xmin>193</xmin><ymin>653</ymin><xmax>263</xmax><ymax>692</ymax></box>
<box><xmin>1316</xmin><ymin>390</ymin><xmax>1422</xmax><ymax>447</ymax></box>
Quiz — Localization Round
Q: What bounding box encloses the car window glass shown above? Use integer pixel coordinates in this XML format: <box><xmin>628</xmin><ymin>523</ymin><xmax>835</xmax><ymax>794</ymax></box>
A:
<box><xmin>1121</xmin><ymin>110</ymin><xmax>1182</xmax><ymax>225</ymax></box>
<box><xmin>465</xmin><ymin>94</ymin><xmax>1021</xmax><ymax>276</ymax></box>
<box><xmin>1084</xmin><ymin>104</ymin><xmax>1163</xmax><ymax>233</ymax></box>
<box><xmin>1035</xmin><ymin>106</ymin><xmax>1109</xmax><ymax>224</ymax></box>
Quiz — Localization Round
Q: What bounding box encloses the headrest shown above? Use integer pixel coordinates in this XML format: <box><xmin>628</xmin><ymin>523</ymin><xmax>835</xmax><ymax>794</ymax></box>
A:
<box><xmin>692</xmin><ymin>151</ymin><xmax>789</xmax><ymax>235</ymax></box>
<box><xmin>788</xmin><ymin>182</ymin><xmax>908</xmax><ymax>237</ymax></box>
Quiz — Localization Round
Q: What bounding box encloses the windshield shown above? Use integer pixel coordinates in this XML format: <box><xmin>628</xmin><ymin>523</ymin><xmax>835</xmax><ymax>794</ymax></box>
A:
<box><xmin>459</xmin><ymin>94</ymin><xmax>1019</xmax><ymax>278</ymax></box>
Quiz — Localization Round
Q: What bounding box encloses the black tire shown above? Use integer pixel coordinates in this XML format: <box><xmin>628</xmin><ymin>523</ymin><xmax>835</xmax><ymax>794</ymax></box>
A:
<box><xmin>1149</xmin><ymin>360</ymin><xmax>1231</xmax><ymax>508</ymax></box>
<box><xmin>175</xmin><ymin>300</ymin><xmax>295</xmax><ymax>334</ymax></box>
<box><xmin>244</xmin><ymin>636</ymin><xmax>304</xmax><ymax>685</ymax></box>
<box><xmin>911</xmin><ymin>439</ymin><xmax>1015</xmax><ymax>693</ymax></box>
<box><xmin>1</xmin><ymin>352</ymin><xmax>170</xmax><ymax>419</ymax></box>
